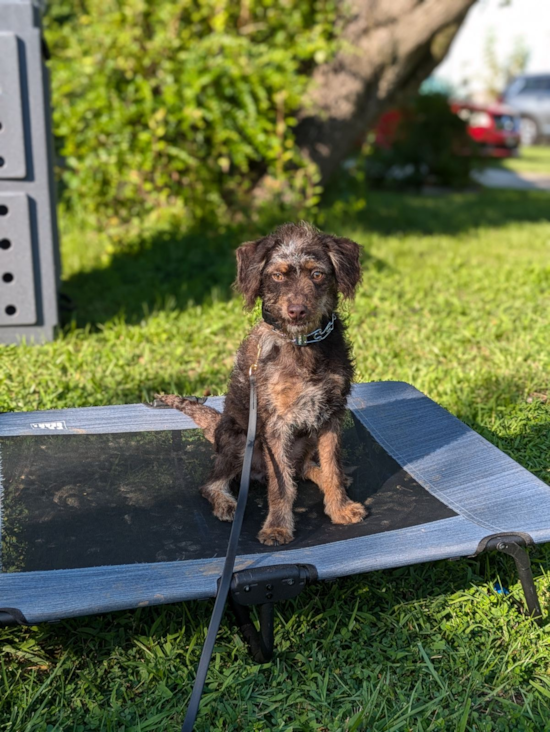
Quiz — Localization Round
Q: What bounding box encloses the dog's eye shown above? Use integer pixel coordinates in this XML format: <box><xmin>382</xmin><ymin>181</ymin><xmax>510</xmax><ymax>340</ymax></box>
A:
<box><xmin>311</xmin><ymin>271</ymin><xmax>324</xmax><ymax>281</ymax></box>
<box><xmin>272</xmin><ymin>272</ymin><xmax>284</xmax><ymax>282</ymax></box>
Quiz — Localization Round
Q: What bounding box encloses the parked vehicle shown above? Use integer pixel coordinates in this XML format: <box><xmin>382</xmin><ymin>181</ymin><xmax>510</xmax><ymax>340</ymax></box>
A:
<box><xmin>374</xmin><ymin>101</ymin><xmax>520</xmax><ymax>158</ymax></box>
<box><xmin>502</xmin><ymin>74</ymin><xmax>550</xmax><ymax>145</ymax></box>
<box><xmin>450</xmin><ymin>101</ymin><xmax>521</xmax><ymax>158</ymax></box>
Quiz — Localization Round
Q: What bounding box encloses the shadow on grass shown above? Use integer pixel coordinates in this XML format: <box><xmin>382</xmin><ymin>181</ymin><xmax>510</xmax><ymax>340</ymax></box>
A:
<box><xmin>323</xmin><ymin>182</ymin><xmax>550</xmax><ymax>236</ymax></box>
<box><xmin>62</xmin><ymin>187</ymin><xmax>549</xmax><ymax>327</ymax></box>
<box><xmin>62</xmin><ymin>227</ymin><xmax>240</xmax><ymax>327</ymax></box>
<box><xmin>62</xmin><ymin>222</ymin><xmax>385</xmax><ymax>327</ymax></box>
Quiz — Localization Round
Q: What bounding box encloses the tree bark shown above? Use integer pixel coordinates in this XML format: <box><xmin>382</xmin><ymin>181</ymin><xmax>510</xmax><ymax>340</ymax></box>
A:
<box><xmin>296</xmin><ymin>0</ymin><xmax>477</xmax><ymax>184</ymax></box>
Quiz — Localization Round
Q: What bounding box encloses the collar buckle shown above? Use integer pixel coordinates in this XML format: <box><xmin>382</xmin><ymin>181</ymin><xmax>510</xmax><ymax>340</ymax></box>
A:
<box><xmin>292</xmin><ymin>313</ymin><xmax>337</xmax><ymax>346</ymax></box>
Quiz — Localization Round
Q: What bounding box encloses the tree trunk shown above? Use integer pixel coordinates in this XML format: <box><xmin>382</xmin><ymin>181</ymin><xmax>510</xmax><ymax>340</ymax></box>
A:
<box><xmin>296</xmin><ymin>0</ymin><xmax>477</xmax><ymax>184</ymax></box>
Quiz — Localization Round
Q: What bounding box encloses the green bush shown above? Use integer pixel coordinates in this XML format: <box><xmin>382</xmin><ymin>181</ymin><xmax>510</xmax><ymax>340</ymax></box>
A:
<box><xmin>44</xmin><ymin>0</ymin><xmax>337</xmax><ymax>240</ymax></box>
<box><xmin>366</xmin><ymin>92</ymin><xmax>480</xmax><ymax>189</ymax></box>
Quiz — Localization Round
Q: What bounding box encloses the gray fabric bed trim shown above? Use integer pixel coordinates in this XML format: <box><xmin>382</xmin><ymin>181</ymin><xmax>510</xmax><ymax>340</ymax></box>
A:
<box><xmin>1</xmin><ymin>516</ymin><xmax>487</xmax><ymax>624</ymax></box>
<box><xmin>0</xmin><ymin>398</ymin><xmax>226</xmax><ymax>436</ymax></box>
<box><xmin>350</xmin><ymin>382</ymin><xmax>550</xmax><ymax>538</ymax></box>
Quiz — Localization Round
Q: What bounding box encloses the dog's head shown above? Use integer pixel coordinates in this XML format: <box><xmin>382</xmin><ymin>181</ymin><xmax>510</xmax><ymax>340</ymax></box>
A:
<box><xmin>235</xmin><ymin>222</ymin><xmax>362</xmax><ymax>336</ymax></box>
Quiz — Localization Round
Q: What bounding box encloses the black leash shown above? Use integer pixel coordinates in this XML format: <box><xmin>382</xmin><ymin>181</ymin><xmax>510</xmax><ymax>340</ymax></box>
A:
<box><xmin>181</xmin><ymin>372</ymin><xmax>258</xmax><ymax>732</ymax></box>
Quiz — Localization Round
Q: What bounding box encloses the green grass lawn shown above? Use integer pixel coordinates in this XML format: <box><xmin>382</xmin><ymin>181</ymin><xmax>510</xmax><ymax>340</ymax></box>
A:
<box><xmin>1</xmin><ymin>185</ymin><xmax>550</xmax><ymax>731</ymax></box>
<box><xmin>494</xmin><ymin>145</ymin><xmax>550</xmax><ymax>175</ymax></box>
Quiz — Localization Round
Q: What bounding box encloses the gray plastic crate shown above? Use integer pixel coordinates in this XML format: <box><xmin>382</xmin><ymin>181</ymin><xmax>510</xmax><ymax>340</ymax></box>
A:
<box><xmin>0</xmin><ymin>0</ymin><xmax>60</xmax><ymax>344</ymax></box>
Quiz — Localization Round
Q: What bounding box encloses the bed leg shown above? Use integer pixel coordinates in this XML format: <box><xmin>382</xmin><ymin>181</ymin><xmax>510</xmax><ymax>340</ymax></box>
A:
<box><xmin>229</xmin><ymin>598</ymin><xmax>274</xmax><ymax>663</ymax></box>
<box><xmin>476</xmin><ymin>533</ymin><xmax>543</xmax><ymax>623</ymax></box>
<box><xmin>229</xmin><ymin>563</ymin><xmax>317</xmax><ymax>662</ymax></box>
<box><xmin>0</xmin><ymin>608</ymin><xmax>28</xmax><ymax>626</ymax></box>
<box><xmin>494</xmin><ymin>539</ymin><xmax>543</xmax><ymax>624</ymax></box>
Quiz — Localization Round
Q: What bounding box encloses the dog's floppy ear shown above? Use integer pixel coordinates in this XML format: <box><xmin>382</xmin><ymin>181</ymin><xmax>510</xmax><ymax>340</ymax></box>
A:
<box><xmin>325</xmin><ymin>235</ymin><xmax>362</xmax><ymax>299</ymax></box>
<box><xmin>235</xmin><ymin>236</ymin><xmax>272</xmax><ymax>308</ymax></box>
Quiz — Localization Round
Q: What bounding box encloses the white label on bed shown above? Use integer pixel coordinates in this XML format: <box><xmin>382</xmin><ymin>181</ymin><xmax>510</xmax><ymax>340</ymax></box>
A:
<box><xmin>30</xmin><ymin>421</ymin><xmax>67</xmax><ymax>431</ymax></box>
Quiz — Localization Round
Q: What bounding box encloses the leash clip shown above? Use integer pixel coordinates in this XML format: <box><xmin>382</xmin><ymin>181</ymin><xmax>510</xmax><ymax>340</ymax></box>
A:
<box><xmin>249</xmin><ymin>341</ymin><xmax>262</xmax><ymax>377</ymax></box>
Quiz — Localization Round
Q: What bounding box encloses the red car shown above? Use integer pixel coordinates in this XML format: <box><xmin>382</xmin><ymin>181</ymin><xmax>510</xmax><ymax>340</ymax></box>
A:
<box><xmin>450</xmin><ymin>101</ymin><xmax>521</xmax><ymax>157</ymax></box>
<box><xmin>374</xmin><ymin>101</ymin><xmax>521</xmax><ymax>158</ymax></box>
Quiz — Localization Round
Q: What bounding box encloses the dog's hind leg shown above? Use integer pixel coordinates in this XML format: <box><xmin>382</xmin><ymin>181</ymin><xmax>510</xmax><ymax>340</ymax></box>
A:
<box><xmin>200</xmin><ymin>416</ymin><xmax>251</xmax><ymax>522</ymax></box>
<box><xmin>200</xmin><ymin>473</ymin><xmax>239</xmax><ymax>523</ymax></box>
<box><xmin>200</xmin><ymin>450</ymin><xmax>243</xmax><ymax>522</ymax></box>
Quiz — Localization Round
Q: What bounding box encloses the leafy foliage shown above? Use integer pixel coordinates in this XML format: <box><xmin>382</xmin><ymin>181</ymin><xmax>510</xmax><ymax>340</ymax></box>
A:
<box><xmin>367</xmin><ymin>92</ymin><xmax>480</xmax><ymax>189</ymax></box>
<box><xmin>44</xmin><ymin>0</ymin><xmax>337</xmax><ymax>238</ymax></box>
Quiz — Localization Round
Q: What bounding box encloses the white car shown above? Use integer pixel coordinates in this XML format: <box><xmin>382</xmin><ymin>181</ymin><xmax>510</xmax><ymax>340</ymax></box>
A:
<box><xmin>502</xmin><ymin>74</ymin><xmax>550</xmax><ymax>145</ymax></box>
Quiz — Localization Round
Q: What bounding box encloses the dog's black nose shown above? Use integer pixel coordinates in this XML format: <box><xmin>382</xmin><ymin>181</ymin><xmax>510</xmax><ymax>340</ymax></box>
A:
<box><xmin>287</xmin><ymin>304</ymin><xmax>308</xmax><ymax>321</ymax></box>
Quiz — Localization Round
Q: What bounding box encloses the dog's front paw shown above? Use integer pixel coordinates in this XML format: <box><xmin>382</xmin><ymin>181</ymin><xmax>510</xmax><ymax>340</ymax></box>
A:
<box><xmin>329</xmin><ymin>499</ymin><xmax>367</xmax><ymax>525</ymax></box>
<box><xmin>258</xmin><ymin>526</ymin><xmax>294</xmax><ymax>546</ymax></box>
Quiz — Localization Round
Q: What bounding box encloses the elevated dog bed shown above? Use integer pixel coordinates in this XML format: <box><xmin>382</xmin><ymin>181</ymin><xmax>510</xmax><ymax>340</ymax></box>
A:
<box><xmin>0</xmin><ymin>381</ymin><xmax>547</xmax><ymax>633</ymax></box>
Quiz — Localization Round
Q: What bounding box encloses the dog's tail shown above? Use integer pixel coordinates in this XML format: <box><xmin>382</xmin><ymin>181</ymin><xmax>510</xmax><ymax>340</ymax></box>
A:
<box><xmin>155</xmin><ymin>394</ymin><xmax>221</xmax><ymax>444</ymax></box>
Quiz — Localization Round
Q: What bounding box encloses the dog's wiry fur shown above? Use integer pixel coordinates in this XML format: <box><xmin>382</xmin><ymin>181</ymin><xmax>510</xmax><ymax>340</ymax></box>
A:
<box><xmin>158</xmin><ymin>222</ymin><xmax>367</xmax><ymax>545</ymax></box>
